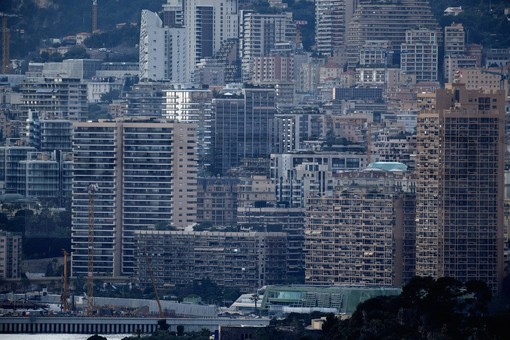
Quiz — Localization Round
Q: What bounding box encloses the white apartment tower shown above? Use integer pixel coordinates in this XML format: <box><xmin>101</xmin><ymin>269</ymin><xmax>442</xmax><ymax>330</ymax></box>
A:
<box><xmin>315</xmin><ymin>0</ymin><xmax>344</xmax><ymax>57</ymax></box>
<box><xmin>184</xmin><ymin>0</ymin><xmax>239</xmax><ymax>79</ymax></box>
<box><xmin>139</xmin><ymin>9</ymin><xmax>188</xmax><ymax>83</ymax></box>
<box><xmin>71</xmin><ymin>119</ymin><xmax>197</xmax><ymax>277</ymax></box>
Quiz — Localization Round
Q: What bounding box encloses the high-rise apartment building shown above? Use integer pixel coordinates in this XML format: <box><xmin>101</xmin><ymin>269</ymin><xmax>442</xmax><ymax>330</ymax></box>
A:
<box><xmin>26</xmin><ymin>111</ymin><xmax>73</xmax><ymax>152</ymax></box>
<box><xmin>237</xmin><ymin>206</ymin><xmax>306</xmax><ymax>281</ymax></box>
<box><xmin>415</xmin><ymin>84</ymin><xmax>505</xmax><ymax>293</ymax></box>
<box><xmin>400</xmin><ymin>28</ymin><xmax>439</xmax><ymax>82</ymax></box>
<box><xmin>17</xmin><ymin>151</ymin><xmax>72</xmax><ymax>205</ymax></box>
<box><xmin>315</xmin><ymin>0</ymin><xmax>358</xmax><ymax>57</ymax></box>
<box><xmin>184</xmin><ymin>0</ymin><xmax>238</xmax><ymax>80</ymax></box>
<box><xmin>444</xmin><ymin>23</ymin><xmax>465</xmax><ymax>56</ymax></box>
<box><xmin>346</xmin><ymin>0</ymin><xmax>438</xmax><ymax>67</ymax></box>
<box><xmin>197</xmin><ymin>176</ymin><xmax>238</xmax><ymax>227</ymax></box>
<box><xmin>139</xmin><ymin>9</ymin><xmax>188</xmax><ymax>83</ymax></box>
<box><xmin>0</xmin><ymin>142</ymin><xmax>36</xmax><ymax>192</ymax></box>
<box><xmin>305</xmin><ymin>167</ymin><xmax>415</xmax><ymax>286</ymax></box>
<box><xmin>71</xmin><ymin>119</ymin><xmax>197</xmax><ymax>277</ymax></box>
<box><xmin>239</xmin><ymin>11</ymin><xmax>295</xmax><ymax>81</ymax></box>
<box><xmin>163</xmin><ymin>88</ymin><xmax>213</xmax><ymax>169</ymax></box>
<box><xmin>212</xmin><ymin>86</ymin><xmax>276</xmax><ymax>175</ymax></box>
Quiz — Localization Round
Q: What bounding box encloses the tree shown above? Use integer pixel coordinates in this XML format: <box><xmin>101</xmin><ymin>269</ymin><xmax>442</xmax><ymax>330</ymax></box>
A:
<box><xmin>322</xmin><ymin>277</ymin><xmax>498</xmax><ymax>339</ymax></box>
<box><xmin>63</xmin><ymin>46</ymin><xmax>90</xmax><ymax>60</ymax></box>
<box><xmin>100</xmin><ymin>89</ymin><xmax>121</xmax><ymax>104</ymax></box>
<box><xmin>176</xmin><ymin>324</ymin><xmax>184</xmax><ymax>336</ymax></box>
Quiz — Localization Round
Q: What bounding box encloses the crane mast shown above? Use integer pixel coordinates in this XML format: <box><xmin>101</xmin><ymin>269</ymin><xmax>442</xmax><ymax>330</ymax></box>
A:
<box><xmin>61</xmin><ymin>249</ymin><xmax>70</xmax><ymax>312</ymax></box>
<box><xmin>87</xmin><ymin>183</ymin><xmax>98</xmax><ymax>316</ymax></box>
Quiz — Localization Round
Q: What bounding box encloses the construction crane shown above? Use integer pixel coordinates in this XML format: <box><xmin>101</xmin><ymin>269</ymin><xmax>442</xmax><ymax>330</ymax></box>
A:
<box><xmin>480</xmin><ymin>68</ymin><xmax>510</xmax><ymax>91</ymax></box>
<box><xmin>145</xmin><ymin>252</ymin><xmax>163</xmax><ymax>318</ymax></box>
<box><xmin>143</xmin><ymin>242</ymin><xmax>168</xmax><ymax>330</ymax></box>
<box><xmin>87</xmin><ymin>183</ymin><xmax>98</xmax><ymax>316</ymax></box>
<box><xmin>0</xmin><ymin>12</ymin><xmax>18</xmax><ymax>74</ymax></box>
<box><xmin>92</xmin><ymin>0</ymin><xmax>98</xmax><ymax>33</ymax></box>
<box><xmin>60</xmin><ymin>250</ymin><xmax>70</xmax><ymax>312</ymax></box>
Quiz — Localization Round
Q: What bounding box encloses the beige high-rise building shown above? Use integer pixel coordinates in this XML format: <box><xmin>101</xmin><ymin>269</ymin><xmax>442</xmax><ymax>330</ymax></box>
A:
<box><xmin>0</xmin><ymin>231</ymin><xmax>22</xmax><ymax>279</ymax></box>
<box><xmin>415</xmin><ymin>84</ymin><xmax>505</xmax><ymax>293</ymax></box>
<box><xmin>71</xmin><ymin>119</ymin><xmax>197</xmax><ymax>277</ymax></box>
<box><xmin>305</xmin><ymin>167</ymin><xmax>415</xmax><ymax>286</ymax></box>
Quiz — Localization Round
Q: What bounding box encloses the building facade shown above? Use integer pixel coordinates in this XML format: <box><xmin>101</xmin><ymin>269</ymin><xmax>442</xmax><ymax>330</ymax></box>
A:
<box><xmin>415</xmin><ymin>84</ymin><xmax>505</xmax><ymax>293</ymax></box>
<box><xmin>305</xmin><ymin>168</ymin><xmax>415</xmax><ymax>286</ymax></box>
<box><xmin>20</xmin><ymin>77</ymin><xmax>88</xmax><ymax>121</ymax></box>
<box><xmin>163</xmin><ymin>88</ymin><xmax>213</xmax><ymax>169</ymax></box>
<box><xmin>239</xmin><ymin>11</ymin><xmax>295</xmax><ymax>81</ymax></box>
<box><xmin>71</xmin><ymin>119</ymin><xmax>197</xmax><ymax>277</ymax></box>
<box><xmin>135</xmin><ymin>230</ymin><xmax>288</xmax><ymax>292</ymax></box>
<box><xmin>0</xmin><ymin>231</ymin><xmax>22</xmax><ymax>279</ymax></box>
<box><xmin>400</xmin><ymin>28</ymin><xmax>439</xmax><ymax>82</ymax></box>
<box><xmin>212</xmin><ymin>86</ymin><xmax>276</xmax><ymax>175</ymax></box>
<box><xmin>139</xmin><ymin>9</ymin><xmax>189</xmax><ymax>83</ymax></box>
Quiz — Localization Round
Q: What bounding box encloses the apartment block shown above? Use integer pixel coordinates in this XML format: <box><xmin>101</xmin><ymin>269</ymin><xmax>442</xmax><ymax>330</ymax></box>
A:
<box><xmin>415</xmin><ymin>84</ymin><xmax>505</xmax><ymax>293</ymax></box>
<box><xmin>20</xmin><ymin>76</ymin><xmax>88</xmax><ymax>121</ymax></box>
<box><xmin>400</xmin><ymin>28</ymin><xmax>439</xmax><ymax>82</ymax></box>
<box><xmin>444</xmin><ymin>23</ymin><xmax>465</xmax><ymax>56</ymax></box>
<box><xmin>346</xmin><ymin>0</ymin><xmax>438</xmax><ymax>67</ymax></box>
<box><xmin>17</xmin><ymin>151</ymin><xmax>72</xmax><ymax>205</ymax></box>
<box><xmin>197</xmin><ymin>176</ymin><xmax>239</xmax><ymax>227</ymax></box>
<box><xmin>0</xmin><ymin>231</ymin><xmax>22</xmax><ymax>279</ymax></box>
<box><xmin>135</xmin><ymin>231</ymin><xmax>288</xmax><ymax>292</ymax></box>
<box><xmin>212</xmin><ymin>86</ymin><xmax>276</xmax><ymax>175</ymax></box>
<box><xmin>239</xmin><ymin>11</ymin><xmax>295</xmax><ymax>81</ymax></box>
<box><xmin>139</xmin><ymin>9</ymin><xmax>188</xmax><ymax>83</ymax></box>
<box><xmin>71</xmin><ymin>119</ymin><xmax>197</xmax><ymax>277</ymax></box>
<box><xmin>305</xmin><ymin>168</ymin><xmax>415</xmax><ymax>286</ymax></box>
<box><xmin>26</xmin><ymin>112</ymin><xmax>73</xmax><ymax>152</ymax></box>
<box><xmin>0</xmin><ymin>142</ymin><xmax>36</xmax><ymax>192</ymax></box>
<box><xmin>163</xmin><ymin>88</ymin><xmax>213</xmax><ymax>169</ymax></box>
<box><xmin>237</xmin><ymin>206</ymin><xmax>306</xmax><ymax>281</ymax></box>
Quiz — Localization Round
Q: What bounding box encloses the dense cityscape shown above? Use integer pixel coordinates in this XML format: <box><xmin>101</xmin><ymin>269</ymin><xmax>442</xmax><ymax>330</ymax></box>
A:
<box><xmin>0</xmin><ymin>0</ymin><xmax>510</xmax><ymax>339</ymax></box>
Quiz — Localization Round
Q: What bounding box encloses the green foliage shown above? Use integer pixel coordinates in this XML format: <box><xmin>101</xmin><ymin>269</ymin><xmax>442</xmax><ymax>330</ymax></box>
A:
<box><xmin>88</xmin><ymin>103</ymin><xmax>111</xmax><ymax>121</ymax></box>
<box><xmin>283</xmin><ymin>0</ymin><xmax>316</xmax><ymax>50</ymax></box>
<box><xmin>84</xmin><ymin>26</ymin><xmax>141</xmax><ymax>49</ymax></box>
<box><xmin>64</xmin><ymin>46</ymin><xmax>90</xmax><ymax>60</ymax></box>
<box><xmin>3</xmin><ymin>0</ymin><xmax>165</xmax><ymax>60</ymax></box>
<box><xmin>100</xmin><ymin>89</ymin><xmax>121</xmax><ymax>104</ymax></box>
<box><xmin>430</xmin><ymin>0</ymin><xmax>510</xmax><ymax>48</ymax></box>
<box><xmin>321</xmin><ymin>277</ymin><xmax>500</xmax><ymax>340</ymax></box>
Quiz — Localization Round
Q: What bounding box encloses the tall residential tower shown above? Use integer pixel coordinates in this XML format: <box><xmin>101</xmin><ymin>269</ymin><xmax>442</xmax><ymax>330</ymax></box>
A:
<box><xmin>415</xmin><ymin>84</ymin><xmax>505</xmax><ymax>293</ymax></box>
<box><xmin>71</xmin><ymin>119</ymin><xmax>197</xmax><ymax>277</ymax></box>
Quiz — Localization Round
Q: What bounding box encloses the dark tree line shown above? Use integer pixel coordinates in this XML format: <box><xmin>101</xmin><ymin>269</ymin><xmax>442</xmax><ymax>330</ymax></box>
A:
<box><xmin>321</xmin><ymin>277</ymin><xmax>508</xmax><ymax>340</ymax></box>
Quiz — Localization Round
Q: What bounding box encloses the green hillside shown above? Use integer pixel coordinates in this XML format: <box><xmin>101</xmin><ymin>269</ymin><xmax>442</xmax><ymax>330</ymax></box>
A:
<box><xmin>430</xmin><ymin>0</ymin><xmax>510</xmax><ymax>48</ymax></box>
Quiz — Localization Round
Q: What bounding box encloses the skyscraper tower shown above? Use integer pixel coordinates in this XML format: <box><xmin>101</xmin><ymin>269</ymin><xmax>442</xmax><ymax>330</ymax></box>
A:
<box><xmin>415</xmin><ymin>83</ymin><xmax>505</xmax><ymax>293</ymax></box>
<box><xmin>315</xmin><ymin>0</ymin><xmax>352</xmax><ymax>57</ymax></box>
<box><xmin>71</xmin><ymin>119</ymin><xmax>197</xmax><ymax>277</ymax></box>
<box><xmin>345</xmin><ymin>0</ymin><xmax>439</xmax><ymax>67</ymax></box>
<box><xmin>183</xmin><ymin>0</ymin><xmax>238</xmax><ymax>80</ymax></box>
